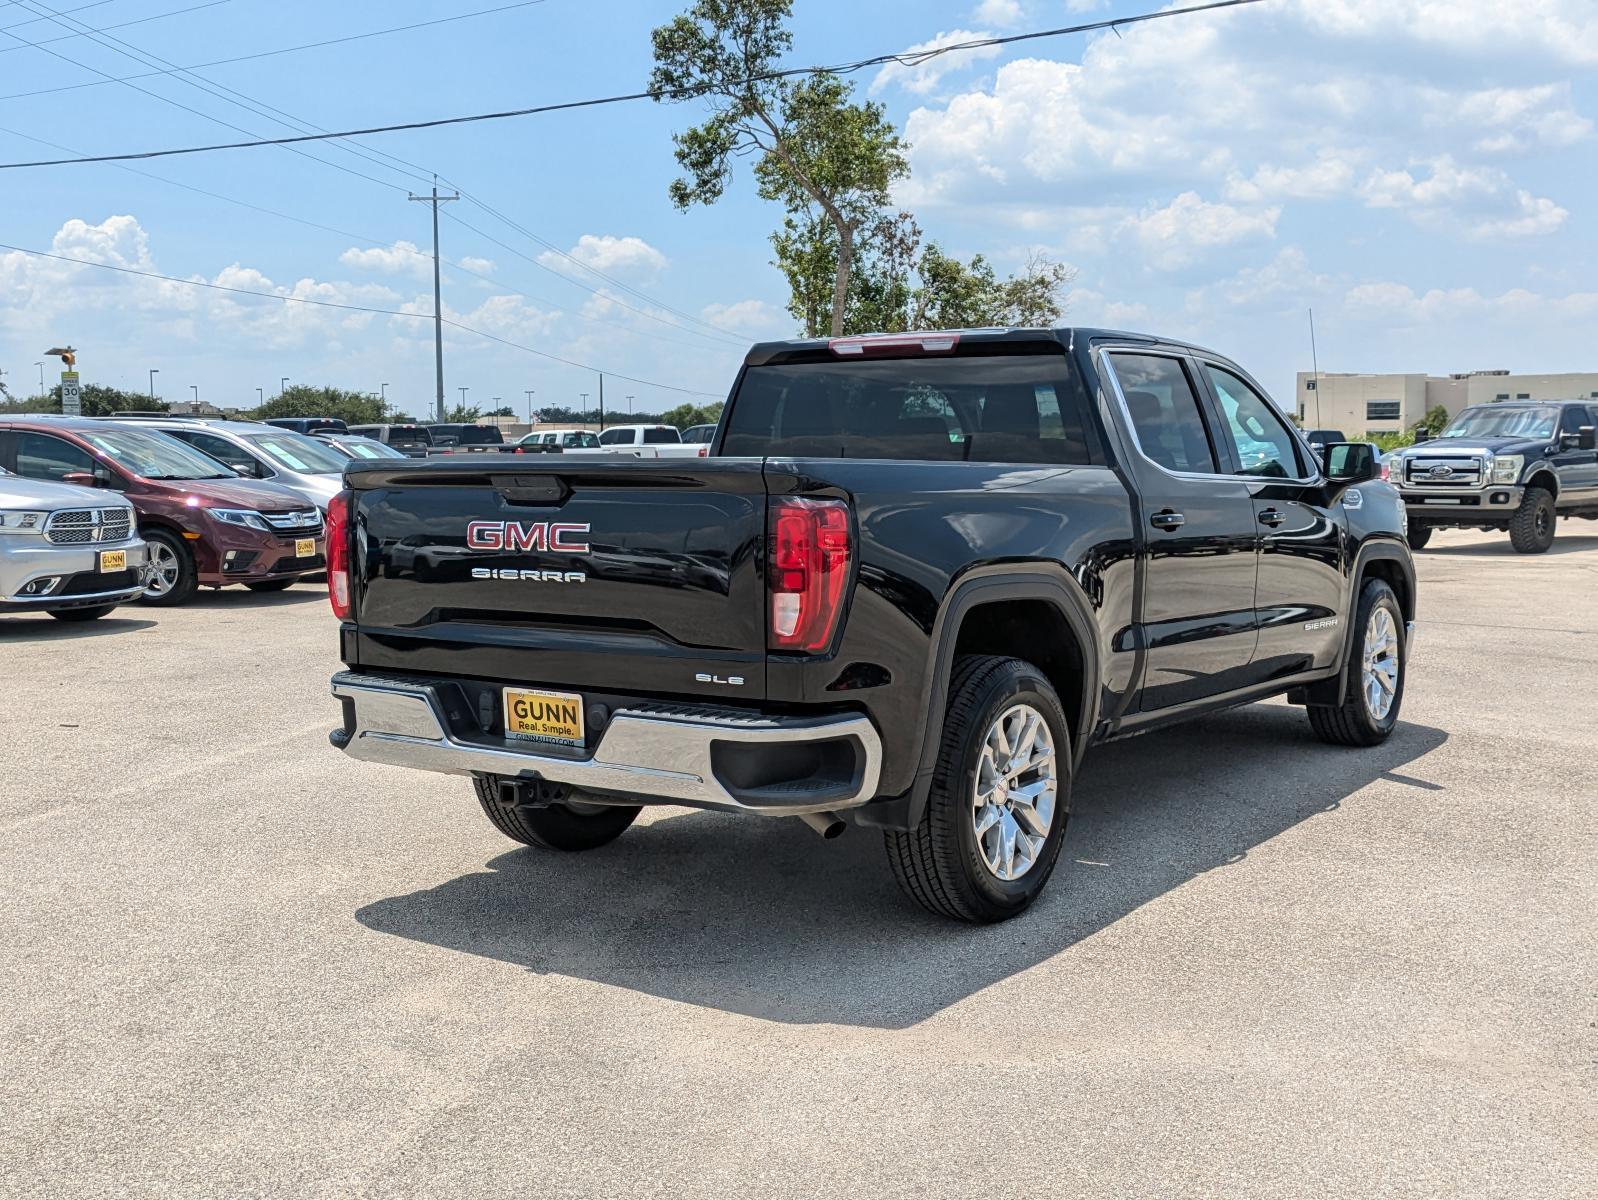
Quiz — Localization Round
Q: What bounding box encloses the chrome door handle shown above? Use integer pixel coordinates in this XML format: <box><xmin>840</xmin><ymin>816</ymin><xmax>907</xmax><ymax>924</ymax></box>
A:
<box><xmin>1150</xmin><ymin>510</ymin><xmax>1185</xmax><ymax>531</ymax></box>
<box><xmin>1257</xmin><ymin>508</ymin><xmax>1287</xmax><ymax>527</ymax></box>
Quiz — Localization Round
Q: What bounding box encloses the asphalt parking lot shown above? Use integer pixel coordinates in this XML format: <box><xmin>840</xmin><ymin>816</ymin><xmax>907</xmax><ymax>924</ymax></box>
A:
<box><xmin>3</xmin><ymin>528</ymin><xmax>1595</xmax><ymax>1199</ymax></box>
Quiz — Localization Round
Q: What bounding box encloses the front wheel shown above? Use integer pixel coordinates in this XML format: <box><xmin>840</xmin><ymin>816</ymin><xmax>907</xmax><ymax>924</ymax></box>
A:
<box><xmin>138</xmin><ymin>529</ymin><xmax>198</xmax><ymax>606</ymax></box>
<box><xmin>885</xmin><ymin>655</ymin><xmax>1070</xmax><ymax>923</ymax></box>
<box><xmin>472</xmin><ymin>777</ymin><xmax>640</xmax><ymax>851</ymax></box>
<box><xmin>1406</xmin><ymin>524</ymin><xmax>1432</xmax><ymax>550</ymax></box>
<box><xmin>1307</xmin><ymin>578</ymin><xmax>1406</xmax><ymax>747</ymax></box>
<box><xmin>1509</xmin><ymin>486</ymin><xmax>1556</xmax><ymax>554</ymax></box>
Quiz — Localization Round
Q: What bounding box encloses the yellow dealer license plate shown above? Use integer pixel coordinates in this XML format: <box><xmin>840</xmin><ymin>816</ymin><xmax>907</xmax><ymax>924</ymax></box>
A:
<box><xmin>295</xmin><ymin>538</ymin><xmax>316</xmax><ymax>557</ymax></box>
<box><xmin>98</xmin><ymin>549</ymin><xmax>126</xmax><ymax>572</ymax></box>
<box><xmin>503</xmin><ymin>687</ymin><xmax>585</xmax><ymax>746</ymax></box>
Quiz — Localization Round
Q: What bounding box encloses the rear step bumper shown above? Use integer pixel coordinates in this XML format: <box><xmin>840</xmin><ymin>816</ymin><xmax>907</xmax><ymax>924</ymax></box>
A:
<box><xmin>330</xmin><ymin>671</ymin><xmax>882</xmax><ymax>816</ymax></box>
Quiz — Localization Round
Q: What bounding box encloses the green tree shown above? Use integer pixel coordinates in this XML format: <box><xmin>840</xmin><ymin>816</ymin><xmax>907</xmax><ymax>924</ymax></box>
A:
<box><xmin>774</xmin><ymin>210</ymin><xmax>1076</xmax><ymax>336</ymax></box>
<box><xmin>651</xmin><ymin>0</ymin><xmax>907</xmax><ymax>337</ymax></box>
<box><xmin>658</xmin><ymin>401</ymin><xmax>725</xmax><ymax>430</ymax></box>
<box><xmin>443</xmin><ymin>403</ymin><xmax>482</xmax><ymax>423</ymax></box>
<box><xmin>0</xmin><ymin>383</ymin><xmax>168</xmax><ymax>416</ymax></box>
<box><xmin>1417</xmin><ymin>404</ymin><xmax>1451</xmax><ymax>437</ymax></box>
<box><xmin>251</xmin><ymin>386</ymin><xmax>384</xmax><ymax>427</ymax></box>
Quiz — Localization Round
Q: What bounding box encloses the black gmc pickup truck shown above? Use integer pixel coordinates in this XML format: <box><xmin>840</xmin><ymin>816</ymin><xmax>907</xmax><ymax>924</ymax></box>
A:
<box><xmin>327</xmin><ymin>328</ymin><xmax>1416</xmax><ymax>923</ymax></box>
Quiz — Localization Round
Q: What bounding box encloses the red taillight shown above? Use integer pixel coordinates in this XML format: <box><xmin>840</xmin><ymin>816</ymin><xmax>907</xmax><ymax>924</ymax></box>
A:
<box><xmin>1379</xmin><ymin>460</ymin><xmax>1391</xmax><ymax>482</ymax></box>
<box><xmin>698</xmin><ymin>445</ymin><xmax>708</xmax><ymax>457</ymax></box>
<box><xmin>828</xmin><ymin>332</ymin><xmax>960</xmax><ymax>357</ymax></box>
<box><xmin>768</xmin><ymin>498</ymin><xmax>852</xmax><ymax>653</ymax></box>
<box><xmin>326</xmin><ymin>490</ymin><xmax>352</xmax><ymax>620</ymax></box>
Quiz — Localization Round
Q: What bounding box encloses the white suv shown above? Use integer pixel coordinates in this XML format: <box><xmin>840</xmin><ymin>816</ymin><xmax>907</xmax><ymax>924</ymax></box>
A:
<box><xmin>0</xmin><ymin>468</ymin><xmax>148</xmax><ymax>622</ymax></box>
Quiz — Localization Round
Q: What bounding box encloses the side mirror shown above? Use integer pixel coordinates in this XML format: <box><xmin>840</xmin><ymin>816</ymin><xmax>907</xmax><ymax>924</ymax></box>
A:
<box><xmin>61</xmin><ymin>470</ymin><xmax>106</xmax><ymax>488</ymax></box>
<box><xmin>1322</xmin><ymin>442</ymin><xmax>1378</xmax><ymax>485</ymax></box>
<box><xmin>1575</xmin><ymin>426</ymin><xmax>1596</xmax><ymax>451</ymax></box>
<box><xmin>231</xmin><ymin>463</ymin><xmax>256</xmax><ymax>477</ymax></box>
<box><xmin>1411</xmin><ymin>431</ymin><xmax>1432</xmax><ymax>445</ymax></box>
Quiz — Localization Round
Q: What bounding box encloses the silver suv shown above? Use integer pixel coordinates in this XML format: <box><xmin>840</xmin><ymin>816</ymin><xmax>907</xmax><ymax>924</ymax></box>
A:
<box><xmin>0</xmin><ymin>468</ymin><xmax>148</xmax><ymax>622</ymax></box>
<box><xmin>110</xmin><ymin>417</ymin><xmax>346</xmax><ymax>512</ymax></box>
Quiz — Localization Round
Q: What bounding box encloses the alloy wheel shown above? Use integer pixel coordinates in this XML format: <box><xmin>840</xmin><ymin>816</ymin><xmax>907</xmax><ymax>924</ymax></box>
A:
<box><xmin>971</xmin><ymin>703</ymin><xmax>1058</xmax><ymax>881</ymax></box>
<box><xmin>145</xmin><ymin>541</ymin><xmax>180</xmax><ymax>598</ymax></box>
<box><xmin>1361</xmin><ymin>607</ymin><xmax>1400</xmax><ymax>720</ymax></box>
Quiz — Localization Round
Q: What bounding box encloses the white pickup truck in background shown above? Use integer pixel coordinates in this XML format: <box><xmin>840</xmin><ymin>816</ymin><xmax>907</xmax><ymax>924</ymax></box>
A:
<box><xmin>583</xmin><ymin>424</ymin><xmax>709</xmax><ymax>459</ymax></box>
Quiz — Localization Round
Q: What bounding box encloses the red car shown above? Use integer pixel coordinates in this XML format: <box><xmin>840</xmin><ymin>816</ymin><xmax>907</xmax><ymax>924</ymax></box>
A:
<box><xmin>0</xmin><ymin>418</ymin><xmax>325</xmax><ymax>606</ymax></box>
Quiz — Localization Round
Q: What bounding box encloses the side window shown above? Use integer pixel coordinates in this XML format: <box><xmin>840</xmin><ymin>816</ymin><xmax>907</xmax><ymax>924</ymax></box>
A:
<box><xmin>598</xmin><ymin>428</ymin><xmax>629</xmax><ymax>445</ymax></box>
<box><xmin>176</xmin><ymin>431</ymin><xmax>260</xmax><ymax>477</ymax></box>
<box><xmin>16</xmin><ymin>432</ymin><xmax>94</xmax><ymax>481</ymax></box>
<box><xmin>1558</xmin><ymin>406</ymin><xmax>1590</xmax><ymax>436</ymax></box>
<box><xmin>1107</xmin><ymin>354</ymin><xmax>1219</xmax><ymax>474</ymax></box>
<box><xmin>1204</xmin><ymin>365</ymin><xmax>1305</xmax><ymax>479</ymax></box>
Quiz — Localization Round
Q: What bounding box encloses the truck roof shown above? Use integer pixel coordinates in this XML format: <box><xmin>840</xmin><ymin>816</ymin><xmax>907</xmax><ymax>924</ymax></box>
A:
<box><xmin>743</xmin><ymin>326</ymin><xmax>1214</xmax><ymax>366</ymax></box>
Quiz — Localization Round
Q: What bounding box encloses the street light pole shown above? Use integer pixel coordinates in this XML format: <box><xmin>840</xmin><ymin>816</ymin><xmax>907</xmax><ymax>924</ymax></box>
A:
<box><xmin>525</xmin><ymin>389</ymin><xmax>535</xmax><ymax>424</ymax></box>
<box><xmin>626</xmin><ymin>394</ymin><xmax>634</xmax><ymax>417</ymax></box>
<box><xmin>409</xmin><ymin>176</ymin><xmax>459</xmax><ymax>423</ymax></box>
<box><xmin>280</xmin><ymin>377</ymin><xmax>289</xmax><ymax>395</ymax></box>
<box><xmin>149</xmin><ymin>368</ymin><xmax>159</xmax><ymax>398</ymax></box>
<box><xmin>256</xmin><ymin>387</ymin><xmax>264</xmax><ymax>405</ymax></box>
<box><xmin>34</xmin><ymin>362</ymin><xmax>44</xmax><ymax>397</ymax></box>
<box><xmin>190</xmin><ymin>385</ymin><xmax>198</xmax><ymax>406</ymax></box>
<box><xmin>458</xmin><ymin>386</ymin><xmax>468</xmax><ymax>413</ymax></box>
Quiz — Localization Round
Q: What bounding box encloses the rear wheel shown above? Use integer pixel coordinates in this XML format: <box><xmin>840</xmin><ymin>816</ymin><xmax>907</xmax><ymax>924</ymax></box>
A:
<box><xmin>138</xmin><ymin>529</ymin><xmax>198</xmax><ymax>607</ymax></box>
<box><xmin>1509</xmin><ymin>486</ymin><xmax>1556</xmax><ymax>554</ymax></box>
<box><xmin>245</xmin><ymin>579</ymin><xmax>296</xmax><ymax>593</ymax></box>
<box><xmin>1307</xmin><ymin>578</ymin><xmax>1405</xmax><ymax>747</ymax></box>
<box><xmin>885</xmin><ymin>655</ymin><xmax>1070</xmax><ymax>923</ymax></box>
<box><xmin>1406</xmin><ymin>524</ymin><xmax>1432</xmax><ymax>550</ymax></box>
<box><xmin>47</xmin><ymin>604</ymin><xmax>117</xmax><ymax>622</ymax></box>
<box><xmin>472</xmin><ymin>776</ymin><xmax>640</xmax><ymax>851</ymax></box>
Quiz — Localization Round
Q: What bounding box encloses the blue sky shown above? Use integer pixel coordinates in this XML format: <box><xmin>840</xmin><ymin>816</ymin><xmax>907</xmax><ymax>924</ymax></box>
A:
<box><xmin>1</xmin><ymin>0</ymin><xmax>1594</xmax><ymax>417</ymax></box>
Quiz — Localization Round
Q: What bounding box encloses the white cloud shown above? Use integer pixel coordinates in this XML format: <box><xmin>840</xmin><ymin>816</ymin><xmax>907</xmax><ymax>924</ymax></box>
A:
<box><xmin>973</xmin><ymin>0</ymin><xmax>1023</xmax><ymax>26</ymax></box>
<box><xmin>338</xmin><ymin>240</ymin><xmax>430</xmax><ymax>279</ymax></box>
<box><xmin>899</xmin><ymin>0</ymin><xmax>1590</xmax><ymax>254</ymax></box>
<box><xmin>700</xmin><ymin>299</ymin><xmax>787</xmax><ymax>336</ymax></box>
<box><xmin>1342</xmin><ymin>281</ymin><xmax>1598</xmax><ymax>325</ymax></box>
<box><xmin>538</xmin><ymin>234</ymin><xmax>667</xmax><ymax>276</ymax></box>
<box><xmin>459</xmin><ymin>255</ymin><xmax>496</xmax><ymax>275</ymax></box>
<box><xmin>871</xmin><ymin>29</ymin><xmax>1003</xmax><ymax>96</ymax></box>
<box><xmin>1117</xmin><ymin>192</ymin><xmax>1280</xmax><ymax>267</ymax></box>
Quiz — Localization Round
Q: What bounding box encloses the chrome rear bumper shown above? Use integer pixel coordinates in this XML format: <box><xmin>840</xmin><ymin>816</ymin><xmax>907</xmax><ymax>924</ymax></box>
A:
<box><xmin>330</xmin><ymin>671</ymin><xmax>882</xmax><ymax>816</ymax></box>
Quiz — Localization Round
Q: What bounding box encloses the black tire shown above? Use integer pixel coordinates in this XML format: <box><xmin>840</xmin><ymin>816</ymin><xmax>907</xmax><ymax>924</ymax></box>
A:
<box><xmin>245</xmin><ymin>579</ymin><xmax>296</xmax><ymax>593</ymax></box>
<box><xmin>1508</xmin><ymin>486</ymin><xmax>1556</xmax><ymax>554</ymax></box>
<box><xmin>1406</xmin><ymin>524</ymin><xmax>1432</xmax><ymax>550</ymax></box>
<box><xmin>885</xmin><ymin>655</ymin><xmax>1071</xmax><ymax>924</ymax></box>
<box><xmin>47</xmin><ymin>604</ymin><xmax>117</xmax><ymax>622</ymax></box>
<box><xmin>1307</xmin><ymin>578</ymin><xmax>1406</xmax><ymax>747</ymax></box>
<box><xmin>137</xmin><ymin>528</ymin><xmax>198</xmax><ymax>607</ymax></box>
<box><xmin>472</xmin><ymin>776</ymin><xmax>640</xmax><ymax>851</ymax></box>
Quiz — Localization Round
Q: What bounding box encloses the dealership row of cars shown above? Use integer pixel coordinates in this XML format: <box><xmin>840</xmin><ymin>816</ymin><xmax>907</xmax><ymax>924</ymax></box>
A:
<box><xmin>0</xmin><ymin>414</ymin><xmax>414</xmax><ymax>621</ymax></box>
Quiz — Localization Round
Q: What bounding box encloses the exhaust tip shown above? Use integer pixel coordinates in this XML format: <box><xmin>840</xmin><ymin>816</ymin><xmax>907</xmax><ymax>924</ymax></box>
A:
<box><xmin>798</xmin><ymin>811</ymin><xmax>846</xmax><ymax>840</ymax></box>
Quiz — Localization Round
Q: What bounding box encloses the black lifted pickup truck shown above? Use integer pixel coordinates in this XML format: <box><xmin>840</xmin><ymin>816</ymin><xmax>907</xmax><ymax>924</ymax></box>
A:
<box><xmin>1387</xmin><ymin>400</ymin><xmax>1598</xmax><ymax>553</ymax></box>
<box><xmin>327</xmin><ymin>329</ymin><xmax>1416</xmax><ymax>922</ymax></box>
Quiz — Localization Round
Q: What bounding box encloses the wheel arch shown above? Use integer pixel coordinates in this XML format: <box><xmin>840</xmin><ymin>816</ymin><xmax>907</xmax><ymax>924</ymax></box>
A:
<box><xmin>901</xmin><ymin>566</ymin><xmax>1102</xmax><ymax>832</ymax></box>
<box><xmin>1524</xmin><ymin>468</ymin><xmax>1558</xmax><ymax>498</ymax></box>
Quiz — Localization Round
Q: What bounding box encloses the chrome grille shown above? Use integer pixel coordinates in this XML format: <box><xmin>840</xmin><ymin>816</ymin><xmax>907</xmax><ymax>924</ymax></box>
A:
<box><xmin>1404</xmin><ymin>455</ymin><xmax>1483</xmax><ymax>488</ymax></box>
<box><xmin>44</xmin><ymin>508</ymin><xmax>134</xmax><ymax>545</ymax></box>
<box><xmin>262</xmin><ymin>509</ymin><xmax>323</xmax><ymax>534</ymax></box>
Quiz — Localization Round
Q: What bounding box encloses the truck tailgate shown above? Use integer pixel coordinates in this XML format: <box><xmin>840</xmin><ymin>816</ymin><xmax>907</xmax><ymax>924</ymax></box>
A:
<box><xmin>345</xmin><ymin>458</ymin><xmax>770</xmax><ymax>698</ymax></box>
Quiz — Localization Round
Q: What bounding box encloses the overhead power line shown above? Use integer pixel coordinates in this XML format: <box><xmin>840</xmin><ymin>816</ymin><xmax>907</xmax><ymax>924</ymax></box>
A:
<box><xmin>0</xmin><ymin>242</ymin><xmax>725</xmax><ymax>397</ymax></box>
<box><xmin>0</xmin><ymin>0</ymin><xmax>550</xmax><ymax>95</ymax></box>
<box><xmin>0</xmin><ymin>1</ymin><xmax>234</xmax><ymax>60</ymax></box>
<box><xmin>0</xmin><ymin>0</ymin><xmax>1269</xmax><ymax>170</ymax></box>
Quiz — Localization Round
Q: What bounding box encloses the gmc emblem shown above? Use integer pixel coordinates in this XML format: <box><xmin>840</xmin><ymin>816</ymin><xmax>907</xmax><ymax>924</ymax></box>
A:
<box><xmin>466</xmin><ymin>520</ymin><xmax>591</xmax><ymax>553</ymax></box>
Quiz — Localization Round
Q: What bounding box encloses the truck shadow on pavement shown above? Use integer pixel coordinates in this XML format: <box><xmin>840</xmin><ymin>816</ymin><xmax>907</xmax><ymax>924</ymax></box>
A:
<box><xmin>1423</xmin><ymin>533</ymin><xmax>1598</xmax><ymax>557</ymax></box>
<box><xmin>355</xmin><ymin>705</ymin><xmax>1447</xmax><ymax>1028</ymax></box>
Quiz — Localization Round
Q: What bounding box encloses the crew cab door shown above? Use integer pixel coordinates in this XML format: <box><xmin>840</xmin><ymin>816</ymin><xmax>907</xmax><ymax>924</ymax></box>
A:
<box><xmin>1101</xmin><ymin>350</ymin><xmax>1260</xmax><ymax>710</ymax></box>
<box><xmin>1553</xmin><ymin>404</ymin><xmax>1598</xmax><ymax>502</ymax></box>
<box><xmin>1197</xmin><ymin>361</ymin><xmax>1346</xmax><ymax>678</ymax></box>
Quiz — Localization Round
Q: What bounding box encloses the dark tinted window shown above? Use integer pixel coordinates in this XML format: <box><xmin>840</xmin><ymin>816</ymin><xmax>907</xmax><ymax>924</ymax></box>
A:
<box><xmin>16</xmin><ymin>432</ymin><xmax>95</xmax><ymax>480</ymax></box>
<box><xmin>598</xmin><ymin>428</ymin><xmax>629</xmax><ymax>445</ymax></box>
<box><xmin>1108</xmin><ymin>354</ymin><xmax>1218</xmax><ymax>474</ymax></box>
<box><xmin>386</xmin><ymin>425</ymin><xmax>433</xmax><ymax>447</ymax></box>
<box><xmin>721</xmin><ymin>353</ymin><xmax>1094</xmax><ymax>464</ymax></box>
<box><xmin>642</xmin><ymin>426</ymin><xmax>680</xmax><ymax>444</ymax></box>
<box><xmin>1558</xmin><ymin>406</ymin><xmax>1592</xmax><ymax>435</ymax></box>
<box><xmin>445</xmin><ymin>425</ymin><xmax>502</xmax><ymax>445</ymax></box>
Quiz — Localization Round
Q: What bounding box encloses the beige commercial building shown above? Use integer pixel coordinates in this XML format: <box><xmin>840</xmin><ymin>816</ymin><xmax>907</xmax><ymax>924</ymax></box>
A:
<box><xmin>1293</xmin><ymin>370</ymin><xmax>1598</xmax><ymax>435</ymax></box>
